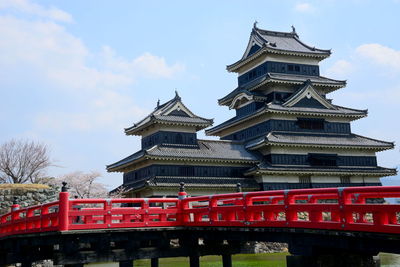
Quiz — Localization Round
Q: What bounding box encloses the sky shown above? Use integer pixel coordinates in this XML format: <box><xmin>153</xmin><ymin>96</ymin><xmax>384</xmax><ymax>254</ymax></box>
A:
<box><xmin>0</xmin><ymin>0</ymin><xmax>399</xmax><ymax>189</ymax></box>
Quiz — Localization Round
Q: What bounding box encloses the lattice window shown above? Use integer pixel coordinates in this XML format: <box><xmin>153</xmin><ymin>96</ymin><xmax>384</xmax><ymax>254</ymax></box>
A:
<box><xmin>299</xmin><ymin>176</ymin><xmax>311</xmax><ymax>184</ymax></box>
<box><xmin>297</xmin><ymin>118</ymin><xmax>325</xmax><ymax>130</ymax></box>
<box><xmin>309</xmin><ymin>154</ymin><xmax>337</xmax><ymax>167</ymax></box>
<box><xmin>340</xmin><ymin>176</ymin><xmax>351</xmax><ymax>184</ymax></box>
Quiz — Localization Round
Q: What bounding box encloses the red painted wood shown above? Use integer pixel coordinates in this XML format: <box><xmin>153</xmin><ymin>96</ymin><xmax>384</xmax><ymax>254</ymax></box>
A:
<box><xmin>1</xmin><ymin>186</ymin><xmax>400</xmax><ymax>237</ymax></box>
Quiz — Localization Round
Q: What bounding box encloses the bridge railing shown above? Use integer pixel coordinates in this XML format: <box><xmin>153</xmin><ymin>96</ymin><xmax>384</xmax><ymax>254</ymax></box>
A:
<box><xmin>67</xmin><ymin>197</ymin><xmax>179</xmax><ymax>230</ymax></box>
<box><xmin>0</xmin><ymin>192</ymin><xmax>179</xmax><ymax>237</ymax></box>
<box><xmin>0</xmin><ymin>201</ymin><xmax>60</xmax><ymax>236</ymax></box>
<box><xmin>180</xmin><ymin>186</ymin><xmax>400</xmax><ymax>234</ymax></box>
<box><xmin>1</xmin><ymin>185</ymin><xmax>400</xmax><ymax>237</ymax></box>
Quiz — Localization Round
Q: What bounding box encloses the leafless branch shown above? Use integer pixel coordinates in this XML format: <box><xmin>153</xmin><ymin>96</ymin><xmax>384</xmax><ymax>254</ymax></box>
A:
<box><xmin>0</xmin><ymin>139</ymin><xmax>51</xmax><ymax>184</ymax></box>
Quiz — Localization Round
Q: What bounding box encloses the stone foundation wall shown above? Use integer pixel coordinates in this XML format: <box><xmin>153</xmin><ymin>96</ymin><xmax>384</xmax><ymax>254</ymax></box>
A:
<box><xmin>0</xmin><ymin>184</ymin><xmax>58</xmax><ymax>214</ymax></box>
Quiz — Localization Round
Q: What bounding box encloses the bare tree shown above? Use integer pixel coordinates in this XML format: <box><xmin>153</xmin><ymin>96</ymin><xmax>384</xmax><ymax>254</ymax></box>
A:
<box><xmin>57</xmin><ymin>171</ymin><xmax>109</xmax><ymax>198</ymax></box>
<box><xmin>0</xmin><ymin>139</ymin><xmax>51</xmax><ymax>184</ymax></box>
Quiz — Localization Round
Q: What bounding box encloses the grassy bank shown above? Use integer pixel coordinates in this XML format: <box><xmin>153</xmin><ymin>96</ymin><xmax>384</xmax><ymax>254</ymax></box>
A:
<box><xmin>135</xmin><ymin>253</ymin><xmax>288</xmax><ymax>267</ymax></box>
<box><xmin>88</xmin><ymin>253</ymin><xmax>288</xmax><ymax>267</ymax></box>
<box><xmin>88</xmin><ymin>252</ymin><xmax>400</xmax><ymax>266</ymax></box>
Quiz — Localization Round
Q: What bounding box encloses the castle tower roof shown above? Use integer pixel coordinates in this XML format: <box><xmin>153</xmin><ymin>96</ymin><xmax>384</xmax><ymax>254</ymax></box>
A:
<box><xmin>227</xmin><ymin>25</ymin><xmax>331</xmax><ymax>72</ymax></box>
<box><xmin>124</xmin><ymin>92</ymin><xmax>213</xmax><ymax>136</ymax></box>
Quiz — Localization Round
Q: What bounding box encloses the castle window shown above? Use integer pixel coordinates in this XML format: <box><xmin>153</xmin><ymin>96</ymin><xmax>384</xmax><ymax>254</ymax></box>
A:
<box><xmin>299</xmin><ymin>176</ymin><xmax>311</xmax><ymax>184</ymax></box>
<box><xmin>297</xmin><ymin>118</ymin><xmax>325</xmax><ymax>130</ymax></box>
<box><xmin>340</xmin><ymin>176</ymin><xmax>351</xmax><ymax>184</ymax></box>
<box><xmin>179</xmin><ymin>166</ymin><xmax>194</xmax><ymax>176</ymax></box>
<box><xmin>309</xmin><ymin>154</ymin><xmax>337</xmax><ymax>167</ymax></box>
<box><xmin>175</xmin><ymin>133</ymin><xmax>183</xmax><ymax>144</ymax></box>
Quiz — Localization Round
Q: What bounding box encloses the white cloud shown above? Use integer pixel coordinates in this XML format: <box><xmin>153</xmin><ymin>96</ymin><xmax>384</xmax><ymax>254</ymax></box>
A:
<box><xmin>294</xmin><ymin>2</ymin><xmax>316</xmax><ymax>13</ymax></box>
<box><xmin>356</xmin><ymin>43</ymin><xmax>400</xmax><ymax>71</ymax></box>
<box><xmin>35</xmin><ymin>95</ymin><xmax>149</xmax><ymax>132</ymax></box>
<box><xmin>0</xmin><ymin>1</ymin><xmax>185</xmax><ymax>132</ymax></box>
<box><xmin>325</xmin><ymin>59</ymin><xmax>354</xmax><ymax>78</ymax></box>
<box><xmin>0</xmin><ymin>0</ymin><xmax>73</xmax><ymax>23</ymax></box>
<box><xmin>100</xmin><ymin>46</ymin><xmax>185</xmax><ymax>80</ymax></box>
<box><xmin>326</xmin><ymin>43</ymin><xmax>400</xmax><ymax>169</ymax></box>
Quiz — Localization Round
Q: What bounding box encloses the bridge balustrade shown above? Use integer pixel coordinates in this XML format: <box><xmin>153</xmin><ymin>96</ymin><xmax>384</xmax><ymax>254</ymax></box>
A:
<box><xmin>180</xmin><ymin>186</ymin><xmax>400</xmax><ymax>233</ymax></box>
<box><xmin>0</xmin><ymin>201</ymin><xmax>60</xmax><ymax>236</ymax></box>
<box><xmin>1</xmin><ymin>186</ymin><xmax>400</xmax><ymax>238</ymax></box>
<box><xmin>67</xmin><ymin>198</ymin><xmax>179</xmax><ymax>230</ymax></box>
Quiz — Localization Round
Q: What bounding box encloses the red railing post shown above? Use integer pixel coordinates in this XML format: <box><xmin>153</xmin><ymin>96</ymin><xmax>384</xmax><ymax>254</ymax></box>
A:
<box><xmin>285</xmin><ymin>190</ymin><xmax>297</xmax><ymax>225</ymax></box>
<box><xmin>11</xmin><ymin>198</ymin><xmax>20</xmax><ymax>233</ymax></box>
<box><xmin>338</xmin><ymin>187</ymin><xmax>353</xmax><ymax>229</ymax></box>
<box><xmin>58</xmin><ymin>182</ymin><xmax>70</xmax><ymax>231</ymax></box>
<box><xmin>244</xmin><ymin>193</ymin><xmax>253</xmax><ymax>222</ymax></box>
<box><xmin>177</xmin><ymin>182</ymin><xmax>188</xmax><ymax>224</ymax></box>
<box><xmin>309</xmin><ymin>195</ymin><xmax>322</xmax><ymax>223</ymax></box>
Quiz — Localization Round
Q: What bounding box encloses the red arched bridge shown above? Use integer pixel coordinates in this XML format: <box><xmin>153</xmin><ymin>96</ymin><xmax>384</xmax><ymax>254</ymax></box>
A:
<box><xmin>1</xmin><ymin>185</ymin><xmax>400</xmax><ymax>267</ymax></box>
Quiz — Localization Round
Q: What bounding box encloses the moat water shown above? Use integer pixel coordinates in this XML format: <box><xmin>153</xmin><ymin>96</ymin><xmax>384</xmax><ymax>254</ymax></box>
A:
<box><xmin>85</xmin><ymin>253</ymin><xmax>400</xmax><ymax>266</ymax></box>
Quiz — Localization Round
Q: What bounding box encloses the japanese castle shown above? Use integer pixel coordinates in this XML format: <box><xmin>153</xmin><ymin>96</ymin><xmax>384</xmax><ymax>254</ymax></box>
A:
<box><xmin>107</xmin><ymin>24</ymin><xmax>396</xmax><ymax>197</ymax></box>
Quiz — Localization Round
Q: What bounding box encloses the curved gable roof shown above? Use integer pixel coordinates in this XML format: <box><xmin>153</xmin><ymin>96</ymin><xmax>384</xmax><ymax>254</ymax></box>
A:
<box><xmin>124</xmin><ymin>92</ymin><xmax>213</xmax><ymax>135</ymax></box>
<box><xmin>228</xmin><ymin>25</ymin><xmax>331</xmax><ymax>72</ymax></box>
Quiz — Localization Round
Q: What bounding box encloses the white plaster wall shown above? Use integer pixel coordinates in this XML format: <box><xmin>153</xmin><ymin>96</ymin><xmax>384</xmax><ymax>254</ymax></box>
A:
<box><xmin>259</xmin><ymin>175</ymin><xmax>299</xmax><ymax>183</ymax></box>
<box><xmin>311</xmin><ymin>176</ymin><xmax>341</xmax><ymax>183</ymax></box>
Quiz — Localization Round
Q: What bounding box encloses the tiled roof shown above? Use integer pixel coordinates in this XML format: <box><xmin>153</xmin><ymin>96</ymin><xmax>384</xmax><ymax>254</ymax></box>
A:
<box><xmin>107</xmin><ymin>150</ymin><xmax>146</xmax><ymax>171</ymax></box>
<box><xmin>149</xmin><ymin>176</ymin><xmax>259</xmax><ymax>189</ymax></box>
<box><xmin>219</xmin><ymin>88</ymin><xmax>266</xmax><ymax>106</ymax></box>
<box><xmin>206</xmin><ymin>104</ymin><xmax>367</xmax><ymax>136</ymax></box>
<box><xmin>107</xmin><ymin>140</ymin><xmax>259</xmax><ymax>171</ymax></box>
<box><xmin>267</xmin><ymin>73</ymin><xmax>345</xmax><ymax>86</ymax></box>
<box><xmin>146</xmin><ymin>140</ymin><xmax>257</xmax><ymax>160</ymax></box>
<box><xmin>116</xmin><ymin>176</ymin><xmax>259</xmax><ymax>193</ymax></box>
<box><xmin>267</xmin><ymin>103</ymin><xmax>367</xmax><ymax>116</ymax></box>
<box><xmin>124</xmin><ymin>93</ymin><xmax>213</xmax><ymax>135</ymax></box>
<box><xmin>246</xmin><ymin>162</ymin><xmax>397</xmax><ymax>176</ymax></box>
<box><xmin>245</xmin><ymin>132</ymin><xmax>394</xmax><ymax>151</ymax></box>
<box><xmin>228</xmin><ymin>26</ymin><xmax>331</xmax><ymax>72</ymax></box>
<box><xmin>252</xmin><ymin>27</ymin><xmax>330</xmax><ymax>56</ymax></box>
<box><xmin>218</xmin><ymin>74</ymin><xmax>345</xmax><ymax>106</ymax></box>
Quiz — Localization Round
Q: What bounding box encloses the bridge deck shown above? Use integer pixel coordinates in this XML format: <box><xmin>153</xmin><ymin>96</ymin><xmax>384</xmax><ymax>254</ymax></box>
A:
<box><xmin>1</xmin><ymin>226</ymin><xmax>400</xmax><ymax>265</ymax></box>
<box><xmin>1</xmin><ymin>186</ymin><xmax>400</xmax><ymax>265</ymax></box>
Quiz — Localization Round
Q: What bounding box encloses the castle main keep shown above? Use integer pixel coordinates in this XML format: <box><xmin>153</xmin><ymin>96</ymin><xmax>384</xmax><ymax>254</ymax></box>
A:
<box><xmin>107</xmin><ymin>25</ymin><xmax>396</xmax><ymax>197</ymax></box>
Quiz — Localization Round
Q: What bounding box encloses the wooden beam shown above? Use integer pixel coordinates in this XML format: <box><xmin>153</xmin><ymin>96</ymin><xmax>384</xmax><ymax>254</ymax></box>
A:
<box><xmin>189</xmin><ymin>255</ymin><xmax>200</xmax><ymax>267</ymax></box>
<box><xmin>222</xmin><ymin>254</ymin><xmax>232</xmax><ymax>267</ymax></box>
<box><xmin>151</xmin><ymin>258</ymin><xmax>159</xmax><ymax>267</ymax></box>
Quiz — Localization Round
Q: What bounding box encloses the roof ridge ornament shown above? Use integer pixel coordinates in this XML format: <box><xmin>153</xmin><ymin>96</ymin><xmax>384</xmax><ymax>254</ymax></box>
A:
<box><xmin>156</xmin><ymin>99</ymin><xmax>160</xmax><ymax>109</ymax></box>
<box><xmin>291</xmin><ymin>25</ymin><xmax>296</xmax><ymax>34</ymax></box>
<box><xmin>175</xmin><ymin>89</ymin><xmax>181</xmax><ymax>100</ymax></box>
<box><xmin>253</xmin><ymin>20</ymin><xmax>258</xmax><ymax>29</ymax></box>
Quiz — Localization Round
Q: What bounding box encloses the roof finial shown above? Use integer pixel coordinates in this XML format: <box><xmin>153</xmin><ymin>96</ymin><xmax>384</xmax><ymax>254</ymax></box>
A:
<box><xmin>175</xmin><ymin>89</ymin><xmax>180</xmax><ymax>100</ymax></box>
<box><xmin>156</xmin><ymin>99</ymin><xmax>160</xmax><ymax>108</ymax></box>
<box><xmin>291</xmin><ymin>25</ymin><xmax>296</xmax><ymax>34</ymax></box>
<box><xmin>253</xmin><ymin>20</ymin><xmax>258</xmax><ymax>29</ymax></box>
